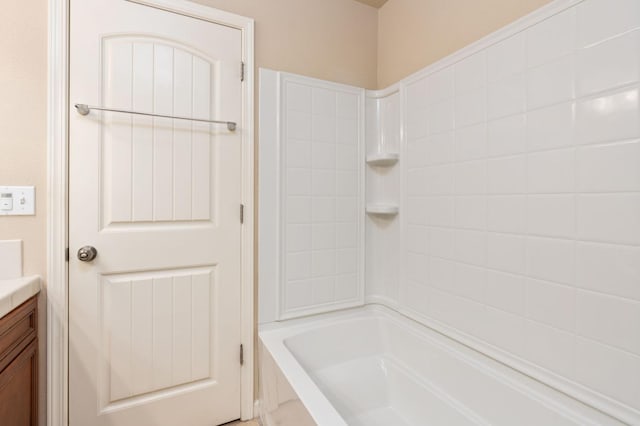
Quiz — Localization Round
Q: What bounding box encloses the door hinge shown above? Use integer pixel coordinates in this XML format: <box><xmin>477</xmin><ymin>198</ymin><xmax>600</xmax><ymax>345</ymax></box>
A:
<box><xmin>240</xmin><ymin>61</ymin><xmax>245</xmax><ymax>82</ymax></box>
<box><xmin>240</xmin><ymin>344</ymin><xmax>244</xmax><ymax>366</ymax></box>
<box><xmin>240</xmin><ymin>204</ymin><xmax>244</xmax><ymax>224</ymax></box>
<box><xmin>65</xmin><ymin>247</ymin><xmax>69</xmax><ymax>262</ymax></box>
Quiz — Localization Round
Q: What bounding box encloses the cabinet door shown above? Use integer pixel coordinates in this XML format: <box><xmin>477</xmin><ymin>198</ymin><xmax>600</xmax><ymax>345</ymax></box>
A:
<box><xmin>0</xmin><ymin>339</ymin><xmax>37</xmax><ymax>426</ymax></box>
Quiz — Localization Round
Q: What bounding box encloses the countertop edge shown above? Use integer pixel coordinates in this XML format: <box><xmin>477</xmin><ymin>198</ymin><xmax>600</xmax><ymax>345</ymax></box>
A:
<box><xmin>0</xmin><ymin>275</ymin><xmax>42</xmax><ymax>320</ymax></box>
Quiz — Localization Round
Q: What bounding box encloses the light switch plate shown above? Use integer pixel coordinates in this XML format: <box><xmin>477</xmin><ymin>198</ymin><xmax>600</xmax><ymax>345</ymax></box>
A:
<box><xmin>0</xmin><ymin>186</ymin><xmax>35</xmax><ymax>216</ymax></box>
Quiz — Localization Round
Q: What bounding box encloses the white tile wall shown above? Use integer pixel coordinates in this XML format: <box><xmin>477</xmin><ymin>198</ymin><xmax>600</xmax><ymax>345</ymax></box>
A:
<box><xmin>401</xmin><ymin>0</ymin><xmax>640</xmax><ymax>417</ymax></box>
<box><xmin>527</xmin><ymin>54</ymin><xmax>575</xmax><ymax>109</ymax></box>
<box><xmin>487</xmin><ymin>233</ymin><xmax>525</xmax><ymax>274</ymax></box>
<box><xmin>487</xmin><ymin>34</ymin><xmax>525</xmax><ymax>81</ymax></box>
<box><xmin>281</xmin><ymin>76</ymin><xmax>364</xmax><ymax>317</ymax></box>
<box><xmin>526</xmin><ymin>9</ymin><xmax>576</xmax><ymax>68</ymax></box>
<box><xmin>575</xmin><ymin>87</ymin><xmax>640</xmax><ymax>145</ymax></box>
<box><xmin>263</xmin><ymin>1</ymin><xmax>639</xmax><ymax>419</ymax></box>
<box><xmin>487</xmin><ymin>114</ymin><xmax>526</xmax><ymax>156</ymax></box>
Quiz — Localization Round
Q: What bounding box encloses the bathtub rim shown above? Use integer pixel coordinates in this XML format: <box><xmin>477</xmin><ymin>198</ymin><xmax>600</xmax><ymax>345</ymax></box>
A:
<box><xmin>259</xmin><ymin>303</ymin><xmax>625</xmax><ymax>426</ymax></box>
<box><xmin>368</xmin><ymin>294</ymin><xmax>640</xmax><ymax>426</ymax></box>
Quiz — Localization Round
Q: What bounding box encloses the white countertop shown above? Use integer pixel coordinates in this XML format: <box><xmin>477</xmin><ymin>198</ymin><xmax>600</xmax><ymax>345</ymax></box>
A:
<box><xmin>0</xmin><ymin>275</ymin><xmax>41</xmax><ymax>320</ymax></box>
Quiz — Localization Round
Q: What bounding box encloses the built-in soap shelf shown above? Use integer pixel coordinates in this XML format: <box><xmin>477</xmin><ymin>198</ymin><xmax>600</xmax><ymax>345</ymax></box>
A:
<box><xmin>366</xmin><ymin>203</ymin><xmax>399</xmax><ymax>215</ymax></box>
<box><xmin>365</xmin><ymin>89</ymin><xmax>400</xmax><ymax>220</ymax></box>
<box><xmin>366</xmin><ymin>152</ymin><xmax>399</xmax><ymax>167</ymax></box>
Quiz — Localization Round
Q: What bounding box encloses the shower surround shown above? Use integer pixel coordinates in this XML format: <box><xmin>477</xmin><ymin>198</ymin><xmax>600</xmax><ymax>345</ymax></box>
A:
<box><xmin>259</xmin><ymin>0</ymin><xmax>640</xmax><ymax>424</ymax></box>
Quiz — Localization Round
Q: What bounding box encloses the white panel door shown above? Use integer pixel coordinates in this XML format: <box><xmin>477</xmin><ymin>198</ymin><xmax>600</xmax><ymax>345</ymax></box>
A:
<box><xmin>69</xmin><ymin>1</ymin><xmax>243</xmax><ymax>425</ymax></box>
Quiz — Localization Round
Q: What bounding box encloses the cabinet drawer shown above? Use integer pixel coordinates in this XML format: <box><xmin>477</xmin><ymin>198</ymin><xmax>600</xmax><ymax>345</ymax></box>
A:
<box><xmin>0</xmin><ymin>338</ymin><xmax>38</xmax><ymax>426</ymax></box>
<box><xmin>0</xmin><ymin>297</ymin><xmax>37</xmax><ymax>371</ymax></box>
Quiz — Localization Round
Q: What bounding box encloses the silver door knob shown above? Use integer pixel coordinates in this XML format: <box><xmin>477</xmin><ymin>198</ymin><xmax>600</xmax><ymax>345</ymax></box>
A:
<box><xmin>77</xmin><ymin>246</ymin><xmax>98</xmax><ymax>262</ymax></box>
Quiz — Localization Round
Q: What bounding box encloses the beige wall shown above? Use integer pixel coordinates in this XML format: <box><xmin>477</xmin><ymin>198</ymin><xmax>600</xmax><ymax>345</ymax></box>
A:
<box><xmin>0</xmin><ymin>0</ymin><xmax>48</xmax><ymax>278</ymax></box>
<box><xmin>377</xmin><ymin>0</ymin><xmax>553</xmax><ymax>87</ymax></box>
<box><xmin>1</xmin><ymin>3</ymin><xmax>48</xmax><ymax>424</ymax></box>
<box><xmin>194</xmin><ymin>0</ymin><xmax>379</xmax><ymax>89</ymax></box>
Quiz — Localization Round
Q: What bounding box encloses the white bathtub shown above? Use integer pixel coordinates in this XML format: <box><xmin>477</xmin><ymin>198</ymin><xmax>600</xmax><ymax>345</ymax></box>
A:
<box><xmin>258</xmin><ymin>305</ymin><xmax>622</xmax><ymax>426</ymax></box>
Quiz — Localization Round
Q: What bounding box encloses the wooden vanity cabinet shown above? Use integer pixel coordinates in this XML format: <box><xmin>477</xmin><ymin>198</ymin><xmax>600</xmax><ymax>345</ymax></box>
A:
<box><xmin>0</xmin><ymin>297</ymin><xmax>38</xmax><ymax>426</ymax></box>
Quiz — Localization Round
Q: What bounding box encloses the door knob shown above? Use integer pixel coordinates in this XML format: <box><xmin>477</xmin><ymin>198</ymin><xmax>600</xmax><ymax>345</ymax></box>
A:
<box><xmin>77</xmin><ymin>246</ymin><xmax>98</xmax><ymax>262</ymax></box>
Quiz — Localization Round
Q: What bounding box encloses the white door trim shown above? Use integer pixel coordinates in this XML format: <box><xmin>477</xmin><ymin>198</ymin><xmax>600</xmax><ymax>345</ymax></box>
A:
<box><xmin>47</xmin><ymin>1</ymin><xmax>255</xmax><ymax>425</ymax></box>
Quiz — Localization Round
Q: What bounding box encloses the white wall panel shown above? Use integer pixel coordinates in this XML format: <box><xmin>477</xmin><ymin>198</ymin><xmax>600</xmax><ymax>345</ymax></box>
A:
<box><xmin>258</xmin><ymin>1</ymin><xmax>640</xmax><ymax>420</ymax></box>
<box><xmin>259</xmin><ymin>70</ymin><xmax>365</xmax><ymax>321</ymax></box>
<box><xmin>392</xmin><ymin>0</ymin><xmax>640</xmax><ymax>421</ymax></box>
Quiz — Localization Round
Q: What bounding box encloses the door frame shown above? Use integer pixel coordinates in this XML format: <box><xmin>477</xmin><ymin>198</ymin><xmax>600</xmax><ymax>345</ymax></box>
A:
<box><xmin>47</xmin><ymin>1</ymin><xmax>255</xmax><ymax>425</ymax></box>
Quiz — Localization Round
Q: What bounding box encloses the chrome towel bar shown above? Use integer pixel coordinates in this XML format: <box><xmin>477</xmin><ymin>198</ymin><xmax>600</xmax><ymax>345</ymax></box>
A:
<box><xmin>74</xmin><ymin>103</ymin><xmax>237</xmax><ymax>131</ymax></box>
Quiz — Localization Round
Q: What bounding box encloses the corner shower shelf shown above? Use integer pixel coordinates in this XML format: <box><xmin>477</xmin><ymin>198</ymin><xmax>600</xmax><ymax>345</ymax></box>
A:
<box><xmin>366</xmin><ymin>203</ymin><xmax>399</xmax><ymax>215</ymax></box>
<box><xmin>366</xmin><ymin>152</ymin><xmax>399</xmax><ymax>167</ymax></box>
